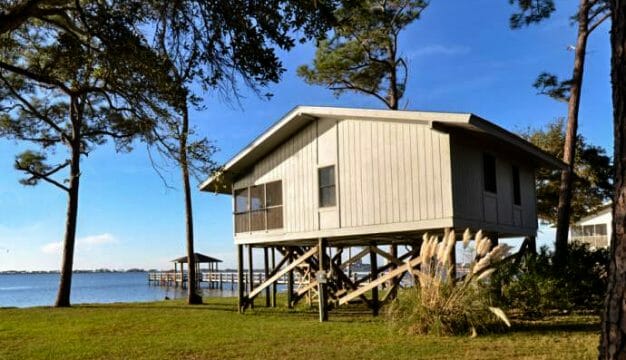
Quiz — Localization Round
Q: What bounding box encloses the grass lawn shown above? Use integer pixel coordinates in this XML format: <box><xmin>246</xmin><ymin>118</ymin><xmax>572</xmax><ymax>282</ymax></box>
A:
<box><xmin>0</xmin><ymin>296</ymin><xmax>600</xmax><ymax>360</ymax></box>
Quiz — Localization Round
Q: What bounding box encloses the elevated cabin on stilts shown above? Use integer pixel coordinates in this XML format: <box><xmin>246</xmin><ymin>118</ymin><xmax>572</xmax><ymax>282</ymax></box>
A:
<box><xmin>200</xmin><ymin>106</ymin><xmax>565</xmax><ymax>321</ymax></box>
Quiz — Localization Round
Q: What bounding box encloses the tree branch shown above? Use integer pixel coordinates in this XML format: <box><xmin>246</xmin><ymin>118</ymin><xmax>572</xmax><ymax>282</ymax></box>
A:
<box><xmin>0</xmin><ymin>61</ymin><xmax>73</xmax><ymax>94</ymax></box>
<box><xmin>15</xmin><ymin>159</ymin><xmax>70</xmax><ymax>192</ymax></box>
<box><xmin>0</xmin><ymin>72</ymin><xmax>71</xmax><ymax>141</ymax></box>
<box><xmin>588</xmin><ymin>12</ymin><xmax>610</xmax><ymax>34</ymax></box>
<box><xmin>331</xmin><ymin>80</ymin><xmax>391</xmax><ymax>108</ymax></box>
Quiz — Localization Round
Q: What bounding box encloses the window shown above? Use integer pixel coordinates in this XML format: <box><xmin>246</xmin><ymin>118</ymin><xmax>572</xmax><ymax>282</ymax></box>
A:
<box><xmin>483</xmin><ymin>153</ymin><xmax>497</xmax><ymax>193</ymax></box>
<box><xmin>571</xmin><ymin>225</ymin><xmax>584</xmax><ymax>237</ymax></box>
<box><xmin>233</xmin><ymin>181</ymin><xmax>283</xmax><ymax>233</ymax></box>
<box><xmin>595</xmin><ymin>224</ymin><xmax>608</xmax><ymax>235</ymax></box>
<box><xmin>319</xmin><ymin>166</ymin><xmax>336</xmax><ymax>207</ymax></box>
<box><xmin>571</xmin><ymin>223</ymin><xmax>609</xmax><ymax>248</ymax></box>
<box><xmin>512</xmin><ymin>165</ymin><xmax>521</xmax><ymax>206</ymax></box>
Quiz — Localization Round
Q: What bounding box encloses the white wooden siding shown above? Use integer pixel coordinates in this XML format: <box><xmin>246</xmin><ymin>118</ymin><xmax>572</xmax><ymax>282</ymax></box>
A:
<box><xmin>316</xmin><ymin>118</ymin><xmax>339</xmax><ymax>229</ymax></box>
<box><xmin>337</xmin><ymin>119</ymin><xmax>453</xmax><ymax>228</ymax></box>
<box><xmin>450</xmin><ymin>138</ymin><xmax>537</xmax><ymax>233</ymax></box>
<box><xmin>232</xmin><ymin>116</ymin><xmax>538</xmax><ymax>243</ymax></box>
<box><xmin>496</xmin><ymin>159</ymin><xmax>513</xmax><ymax>226</ymax></box>
<box><xmin>520</xmin><ymin>166</ymin><xmax>537</xmax><ymax>228</ymax></box>
<box><xmin>233</xmin><ymin>122</ymin><xmax>319</xmax><ymax>234</ymax></box>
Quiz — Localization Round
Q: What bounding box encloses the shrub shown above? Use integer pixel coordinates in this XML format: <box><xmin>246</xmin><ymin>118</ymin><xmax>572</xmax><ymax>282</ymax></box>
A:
<box><xmin>492</xmin><ymin>242</ymin><xmax>608</xmax><ymax>318</ymax></box>
<box><xmin>387</xmin><ymin>230</ymin><xmax>511</xmax><ymax>336</ymax></box>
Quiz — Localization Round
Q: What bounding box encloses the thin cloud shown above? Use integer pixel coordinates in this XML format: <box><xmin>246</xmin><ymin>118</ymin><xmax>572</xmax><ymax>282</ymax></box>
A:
<box><xmin>41</xmin><ymin>242</ymin><xmax>62</xmax><ymax>254</ymax></box>
<box><xmin>80</xmin><ymin>233</ymin><xmax>117</xmax><ymax>245</ymax></box>
<box><xmin>40</xmin><ymin>233</ymin><xmax>117</xmax><ymax>254</ymax></box>
<box><xmin>407</xmin><ymin>45</ymin><xmax>470</xmax><ymax>58</ymax></box>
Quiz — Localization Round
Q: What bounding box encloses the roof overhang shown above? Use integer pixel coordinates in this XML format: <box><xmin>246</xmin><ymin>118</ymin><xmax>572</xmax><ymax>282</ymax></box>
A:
<box><xmin>200</xmin><ymin>106</ymin><xmax>566</xmax><ymax>194</ymax></box>
<box><xmin>431</xmin><ymin>114</ymin><xmax>566</xmax><ymax>170</ymax></box>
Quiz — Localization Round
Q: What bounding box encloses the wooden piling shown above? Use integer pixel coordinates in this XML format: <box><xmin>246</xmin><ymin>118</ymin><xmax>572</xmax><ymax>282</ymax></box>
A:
<box><xmin>264</xmin><ymin>247</ymin><xmax>270</xmax><ymax>307</ymax></box>
<box><xmin>271</xmin><ymin>247</ymin><xmax>277</xmax><ymax>307</ymax></box>
<box><xmin>248</xmin><ymin>245</ymin><xmax>254</xmax><ymax>309</ymax></box>
<box><xmin>318</xmin><ymin>238</ymin><xmax>329</xmax><ymax>322</ymax></box>
<box><xmin>370</xmin><ymin>244</ymin><xmax>379</xmax><ymax>317</ymax></box>
<box><xmin>237</xmin><ymin>244</ymin><xmax>244</xmax><ymax>313</ymax></box>
<box><xmin>287</xmin><ymin>247</ymin><xmax>294</xmax><ymax>309</ymax></box>
<box><xmin>528</xmin><ymin>236</ymin><xmax>537</xmax><ymax>254</ymax></box>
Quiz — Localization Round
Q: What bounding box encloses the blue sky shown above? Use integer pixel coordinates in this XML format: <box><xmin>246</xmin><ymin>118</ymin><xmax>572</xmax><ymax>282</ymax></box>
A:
<box><xmin>0</xmin><ymin>1</ymin><xmax>613</xmax><ymax>270</ymax></box>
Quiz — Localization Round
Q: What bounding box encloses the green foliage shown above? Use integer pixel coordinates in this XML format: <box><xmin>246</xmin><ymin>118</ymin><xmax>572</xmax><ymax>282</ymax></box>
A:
<box><xmin>298</xmin><ymin>0</ymin><xmax>428</xmax><ymax>109</ymax></box>
<box><xmin>0</xmin><ymin>2</ymin><xmax>180</xmax><ymax>186</ymax></box>
<box><xmin>493</xmin><ymin>242</ymin><xmax>608</xmax><ymax>317</ymax></box>
<box><xmin>508</xmin><ymin>0</ymin><xmax>556</xmax><ymax>29</ymax></box>
<box><xmin>520</xmin><ymin>119</ymin><xmax>612</xmax><ymax>224</ymax></box>
<box><xmin>387</xmin><ymin>230</ymin><xmax>511</xmax><ymax>336</ymax></box>
<box><xmin>149</xmin><ymin>0</ymin><xmax>338</xmax><ymax>182</ymax></box>
<box><xmin>533</xmin><ymin>72</ymin><xmax>573</xmax><ymax>102</ymax></box>
<box><xmin>155</xmin><ymin>0</ymin><xmax>338</xmax><ymax>95</ymax></box>
<box><xmin>13</xmin><ymin>150</ymin><xmax>54</xmax><ymax>186</ymax></box>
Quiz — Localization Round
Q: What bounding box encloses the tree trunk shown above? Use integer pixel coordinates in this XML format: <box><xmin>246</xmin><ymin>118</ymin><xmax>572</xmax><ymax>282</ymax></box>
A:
<box><xmin>54</xmin><ymin>96</ymin><xmax>81</xmax><ymax>307</ymax></box>
<box><xmin>388</xmin><ymin>36</ymin><xmax>399</xmax><ymax>110</ymax></box>
<box><xmin>181</xmin><ymin>102</ymin><xmax>202</xmax><ymax>305</ymax></box>
<box><xmin>553</xmin><ymin>0</ymin><xmax>591</xmax><ymax>266</ymax></box>
<box><xmin>600</xmin><ymin>0</ymin><xmax>626</xmax><ymax>357</ymax></box>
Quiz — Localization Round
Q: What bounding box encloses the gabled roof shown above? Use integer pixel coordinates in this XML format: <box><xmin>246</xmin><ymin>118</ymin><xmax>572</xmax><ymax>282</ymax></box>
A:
<box><xmin>575</xmin><ymin>203</ymin><xmax>613</xmax><ymax>224</ymax></box>
<box><xmin>171</xmin><ymin>253</ymin><xmax>222</xmax><ymax>263</ymax></box>
<box><xmin>200</xmin><ymin>106</ymin><xmax>566</xmax><ymax>194</ymax></box>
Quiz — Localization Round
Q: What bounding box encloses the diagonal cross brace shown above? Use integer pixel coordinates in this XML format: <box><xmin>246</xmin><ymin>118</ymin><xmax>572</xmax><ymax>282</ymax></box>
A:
<box><xmin>246</xmin><ymin>246</ymin><xmax>318</xmax><ymax>303</ymax></box>
<box><xmin>338</xmin><ymin>255</ymin><xmax>422</xmax><ymax>306</ymax></box>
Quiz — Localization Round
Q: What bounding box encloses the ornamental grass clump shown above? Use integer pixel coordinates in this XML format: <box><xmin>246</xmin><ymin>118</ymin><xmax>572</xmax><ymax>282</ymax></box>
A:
<box><xmin>387</xmin><ymin>229</ymin><xmax>512</xmax><ymax>336</ymax></box>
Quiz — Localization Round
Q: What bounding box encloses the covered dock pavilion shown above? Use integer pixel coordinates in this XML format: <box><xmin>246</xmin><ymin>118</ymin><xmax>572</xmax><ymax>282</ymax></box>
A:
<box><xmin>148</xmin><ymin>253</ymin><xmax>223</xmax><ymax>288</ymax></box>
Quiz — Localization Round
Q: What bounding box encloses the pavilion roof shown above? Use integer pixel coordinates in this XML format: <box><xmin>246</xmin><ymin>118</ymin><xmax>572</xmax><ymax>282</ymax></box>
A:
<box><xmin>171</xmin><ymin>253</ymin><xmax>223</xmax><ymax>263</ymax></box>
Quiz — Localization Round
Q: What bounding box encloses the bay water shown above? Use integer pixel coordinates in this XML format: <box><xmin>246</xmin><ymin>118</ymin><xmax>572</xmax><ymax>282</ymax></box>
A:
<box><xmin>0</xmin><ymin>272</ymin><xmax>238</xmax><ymax>308</ymax></box>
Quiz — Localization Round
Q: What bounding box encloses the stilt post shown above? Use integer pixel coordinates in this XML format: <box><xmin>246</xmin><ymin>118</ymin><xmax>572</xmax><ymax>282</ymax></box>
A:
<box><xmin>389</xmin><ymin>244</ymin><xmax>398</xmax><ymax>300</ymax></box>
<box><xmin>528</xmin><ymin>235</ymin><xmax>537</xmax><ymax>255</ymax></box>
<box><xmin>318</xmin><ymin>238</ymin><xmax>329</xmax><ymax>322</ymax></box>
<box><xmin>287</xmin><ymin>247</ymin><xmax>294</xmax><ymax>308</ymax></box>
<box><xmin>369</xmin><ymin>243</ymin><xmax>379</xmax><ymax>316</ymax></box>
<box><xmin>271</xmin><ymin>247</ymin><xmax>277</xmax><ymax>307</ymax></box>
<box><xmin>264</xmin><ymin>247</ymin><xmax>270</xmax><ymax>307</ymax></box>
<box><xmin>237</xmin><ymin>244</ymin><xmax>245</xmax><ymax>313</ymax></box>
<box><xmin>347</xmin><ymin>247</ymin><xmax>352</xmax><ymax>279</ymax></box>
<box><xmin>248</xmin><ymin>245</ymin><xmax>254</xmax><ymax>309</ymax></box>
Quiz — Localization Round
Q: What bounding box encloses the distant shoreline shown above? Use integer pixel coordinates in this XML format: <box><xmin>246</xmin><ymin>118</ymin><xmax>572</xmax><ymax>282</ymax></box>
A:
<box><xmin>0</xmin><ymin>268</ymin><xmax>242</xmax><ymax>275</ymax></box>
<box><xmin>0</xmin><ymin>269</ymin><xmax>153</xmax><ymax>275</ymax></box>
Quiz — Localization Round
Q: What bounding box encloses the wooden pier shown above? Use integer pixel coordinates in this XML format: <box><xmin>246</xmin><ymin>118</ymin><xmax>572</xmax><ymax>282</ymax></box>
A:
<box><xmin>148</xmin><ymin>270</ymin><xmax>310</xmax><ymax>290</ymax></box>
<box><xmin>147</xmin><ymin>270</ymin><xmax>370</xmax><ymax>290</ymax></box>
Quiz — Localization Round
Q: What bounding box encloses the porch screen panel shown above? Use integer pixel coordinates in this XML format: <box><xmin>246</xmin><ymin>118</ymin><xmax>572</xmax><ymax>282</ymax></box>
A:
<box><xmin>250</xmin><ymin>185</ymin><xmax>266</xmax><ymax>231</ymax></box>
<box><xmin>234</xmin><ymin>188</ymin><xmax>249</xmax><ymax>233</ymax></box>
<box><xmin>266</xmin><ymin>181</ymin><xmax>283</xmax><ymax>229</ymax></box>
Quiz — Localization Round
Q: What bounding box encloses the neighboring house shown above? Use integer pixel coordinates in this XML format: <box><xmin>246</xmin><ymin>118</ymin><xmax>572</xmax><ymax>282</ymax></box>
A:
<box><xmin>200</xmin><ymin>106</ymin><xmax>564</xmax><ymax>320</ymax></box>
<box><xmin>570</xmin><ymin>205</ymin><xmax>612</xmax><ymax>248</ymax></box>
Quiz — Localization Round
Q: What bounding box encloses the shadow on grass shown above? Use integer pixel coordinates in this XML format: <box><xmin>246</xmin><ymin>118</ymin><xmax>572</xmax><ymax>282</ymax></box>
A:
<box><xmin>79</xmin><ymin>301</ymin><xmax>240</xmax><ymax>313</ymax></box>
<box><xmin>510</xmin><ymin>320</ymin><xmax>600</xmax><ymax>334</ymax></box>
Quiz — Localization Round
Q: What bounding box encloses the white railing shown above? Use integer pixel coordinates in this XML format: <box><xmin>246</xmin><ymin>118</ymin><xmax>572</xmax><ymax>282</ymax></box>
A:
<box><xmin>571</xmin><ymin>235</ymin><xmax>608</xmax><ymax>248</ymax></box>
